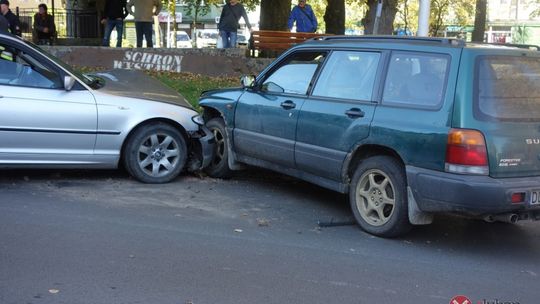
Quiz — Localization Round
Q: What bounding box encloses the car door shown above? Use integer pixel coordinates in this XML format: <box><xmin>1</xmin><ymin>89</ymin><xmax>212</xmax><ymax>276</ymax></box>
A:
<box><xmin>0</xmin><ymin>40</ymin><xmax>97</xmax><ymax>163</ymax></box>
<box><xmin>233</xmin><ymin>51</ymin><xmax>327</xmax><ymax>168</ymax></box>
<box><xmin>295</xmin><ymin>50</ymin><xmax>383</xmax><ymax>180</ymax></box>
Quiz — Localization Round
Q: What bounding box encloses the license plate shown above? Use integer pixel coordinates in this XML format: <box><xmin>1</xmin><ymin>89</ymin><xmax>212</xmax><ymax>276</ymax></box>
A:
<box><xmin>530</xmin><ymin>190</ymin><xmax>540</xmax><ymax>205</ymax></box>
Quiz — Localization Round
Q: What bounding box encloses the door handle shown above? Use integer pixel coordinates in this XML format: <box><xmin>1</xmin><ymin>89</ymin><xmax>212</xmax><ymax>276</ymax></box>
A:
<box><xmin>345</xmin><ymin>108</ymin><xmax>365</xmax><ymax>118</ymax></box>
<box><xmin>280</xmin><ymin>100</ymin><xmax>296</xmax><ymax>110</ymax></box>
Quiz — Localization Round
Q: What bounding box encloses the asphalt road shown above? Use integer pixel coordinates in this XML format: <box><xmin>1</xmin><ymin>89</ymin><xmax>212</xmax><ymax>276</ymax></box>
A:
<box><xmin>1</xmin><ymin>169</ymin><xmax>539</xmax><ymax>304</ymax></box>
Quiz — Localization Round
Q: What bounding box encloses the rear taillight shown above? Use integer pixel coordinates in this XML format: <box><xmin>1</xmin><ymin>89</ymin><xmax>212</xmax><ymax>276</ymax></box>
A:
<box><xmin>445</xmin><ymin>128</ymin><xmax>489</xmax><ymax>175</ymax></box>
<box><xmin>511</xmin><ymin>192</ymin><xmax>526</xmax><ymax>204</ymax></box>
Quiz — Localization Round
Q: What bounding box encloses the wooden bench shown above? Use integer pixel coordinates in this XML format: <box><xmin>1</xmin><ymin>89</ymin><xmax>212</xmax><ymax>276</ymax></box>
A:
<box><xmin>249</xmin><ymin>30</ymin><xmax>329</xmax><ymax>57</ymax></box>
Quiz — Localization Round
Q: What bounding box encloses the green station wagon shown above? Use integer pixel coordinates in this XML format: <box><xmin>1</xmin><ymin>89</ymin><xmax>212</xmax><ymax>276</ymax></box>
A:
<box><xmin>199</xmin><ymin>36</ymin><xmax>540</xmax><ymax>237</ymax></box>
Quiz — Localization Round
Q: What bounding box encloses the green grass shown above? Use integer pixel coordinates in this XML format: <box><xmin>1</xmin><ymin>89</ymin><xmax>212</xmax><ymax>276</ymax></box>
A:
<box><xmin>148</xmin><ymin>71</ymin><xmax>239</xmax><ymax>110</ymax></box>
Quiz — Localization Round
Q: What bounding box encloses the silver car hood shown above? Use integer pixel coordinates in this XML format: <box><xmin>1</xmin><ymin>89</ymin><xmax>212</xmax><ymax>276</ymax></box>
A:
<box><xmin>90</xmin><ymin>70</ymin><xmax>193</xmax><ymax>109</ymax></box>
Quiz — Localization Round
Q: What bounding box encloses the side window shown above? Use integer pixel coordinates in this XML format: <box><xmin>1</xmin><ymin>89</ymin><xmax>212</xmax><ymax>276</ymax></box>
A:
<box><xmin>0</xmin><ymin>43</ymin><xmax>62</xmax><ymax>89</ymax></box>
<box><xmin>0</xmin><ymin>45</ymin><xmax>19</xmax><ymax>84</ymax></box>
<box><xmin>475</xmin><ymin>56</ymin><xmax>540</xmax><ymax>122</ymax></box>
<box><xmin>383</xmin><ymin>52</ymin><xmax>449</xmax><ymax>107</ymax></box>
<box><xmin>312</xmin><ymin>51</ymin><xmax>380</xmax><ymax>101</ymax></box>
<box><xmin>262</xmin><ymin>51</ymin><xmax>326</xmax><ymax>95</ymax></box>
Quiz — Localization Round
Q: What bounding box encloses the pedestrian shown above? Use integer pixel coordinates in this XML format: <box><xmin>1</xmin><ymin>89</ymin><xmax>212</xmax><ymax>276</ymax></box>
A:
<box><xmin>33</xmin><ymin>4</ymin><xmax>55</xmax><ymax>45</ymax></box>
<box><xmin>0</xmin><ymin>13</ymin><xmax>8</xmax><ymax>33</ymax></box>
<box><xmin>0</xmin><ymin>0</ymin><xmax>21</xmax><ymax>36</ymax></box>
<box><xmin>218</xmin><ymin>0</ymin><xmax>252</xmax><ymax>49</ymax></box>
<box><xmin>101</xmin><ymin>0</ymin><xmax>128</xmax><ymax>47</ymax></box>
<box><xmin>126</xmin><ymin>0</ymin><xmax>161</xmax><ymax>48</ymax></box>
<box><xmin>287</xmin><ymin>0</ymin><xmax>317</xmax><ymax>33</ymax></box>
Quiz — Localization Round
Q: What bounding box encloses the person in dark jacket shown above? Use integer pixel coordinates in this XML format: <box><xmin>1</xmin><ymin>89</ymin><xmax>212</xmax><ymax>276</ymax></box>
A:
<box><xmin>33</xmin><ymin>4</ymin><xmax>56</xmax><ymax>45</ymax></box>
<box><xmin>0</xmin><ymin>14</ymin><xmax>8</xmax><ymax>33</ymax></box>
<box><xmin>102</xmin><ymin>0</ymin><xmax>129</xmax><ymax>47</ymax></box>
<box><xmin>288</xmin><ymin>0</ymin><xmax>317</xmax><ymax>33</ymax></box>
<box><xmin>218</xmin><ymin>0</ymin><xmax>251</xmax><ymax>48</ymax></box>
<box><xmin>0</xmin><ymin>0</ymin><xmax>21</xmax><ymax>36</ymax></box>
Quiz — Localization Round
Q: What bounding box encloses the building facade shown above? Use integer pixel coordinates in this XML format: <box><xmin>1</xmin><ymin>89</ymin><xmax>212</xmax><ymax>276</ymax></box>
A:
<box><xmin>487</xmin><ymin>0</ymin><xmax>540</xmax><ymax>44</ymax></box>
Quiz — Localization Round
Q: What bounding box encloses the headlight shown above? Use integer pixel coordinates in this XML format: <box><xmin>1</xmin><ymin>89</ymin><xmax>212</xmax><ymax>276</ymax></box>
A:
<box><xmin>191</xmin><ymin>114</ymin><xmax>205</xmax><ymax>126</ymax></box>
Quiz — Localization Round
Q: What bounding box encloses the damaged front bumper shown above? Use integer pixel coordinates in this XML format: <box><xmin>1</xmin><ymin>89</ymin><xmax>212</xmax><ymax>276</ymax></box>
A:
<box><xmin>188</xmin><ymin>125</ymin><xmax>215</xmax><ymax>172</ymax></box>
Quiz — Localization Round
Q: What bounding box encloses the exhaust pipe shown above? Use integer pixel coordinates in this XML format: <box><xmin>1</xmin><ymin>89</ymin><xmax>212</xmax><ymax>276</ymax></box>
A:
<box><xmin>485</xmin><ymin>213</ymin><xmax>519</xmax><ymax>224</ymax></box>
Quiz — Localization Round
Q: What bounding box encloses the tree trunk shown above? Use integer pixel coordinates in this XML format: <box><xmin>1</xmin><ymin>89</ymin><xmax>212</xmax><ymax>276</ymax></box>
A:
<box><xmin>363</xmin><ymin>0</ymin><xmax>399</xmax><ymax>35</ymax></box>
<box><xmin>324</xmin><ymin>0</ymin><xmax>345</xmax><ymax>34</ymax></box>
<box><xmin>472</xmin><ymin>0</ymin><xmax>487</xmax><ymax>42</ymax></box>
<box><xmin>260</xmin><ymin>0</ymin><xmax>291</xmax><ymax>31</ymax></box>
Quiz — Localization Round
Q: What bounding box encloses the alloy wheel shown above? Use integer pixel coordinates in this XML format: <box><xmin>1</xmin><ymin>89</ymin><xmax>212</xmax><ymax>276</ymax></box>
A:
<box><xmin>355</xmin><ymin>169</ymin><xmax>396</xmax><ymax>226</ymax></box>
<box><xmin>137</xmin><ymin>133</ymin><xmax>181</xmax><ymax>178</ymax></box>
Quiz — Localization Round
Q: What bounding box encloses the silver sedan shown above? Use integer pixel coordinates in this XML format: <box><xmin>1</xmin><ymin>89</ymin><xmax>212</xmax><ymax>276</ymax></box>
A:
<box><xmin>0</xmin><ymin>33</ymin><xmax>213</xmax><ymax>183</ymax></box>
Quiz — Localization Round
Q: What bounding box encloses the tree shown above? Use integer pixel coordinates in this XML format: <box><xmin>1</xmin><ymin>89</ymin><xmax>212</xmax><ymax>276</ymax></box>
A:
<box><xmin>395</xmin><ymin>0</ymin><xmax>418</xmax><ymax>34</ymax></box>
<box><xmin>513</xmin><ymin>25</ymin><xmax>530</xmax><ymax>44</ymax></box>
<box><xmin>182</xmin><ymin>0</ymin><xmax>222</xmax><ymax>46</ymax></box>
<box><xmin>532</xmin><ymin>0</ymin><xmax>540</xmax><ymax>18</ymax></box>
<box><xmin>429</xmin><ymin>0</ymin><xmax>451</xmax><ymax>36</ymax></box>
<box><xmin>451</xmin><ymin>0</ymin><xmax>475</xmax><ymax>27</ymax></box>
<box><xmin>363</xmin><ymin>0</ymin><xmax>399</xmax><ymax>35</ymax></box>
<box><xmin>472</xmin><ymin>0</ymin><xmax>487</xmax><ymax>42</ymax></box>
<box><xmin>166</xmin><ymin>0</ymin><xmax>178</xmax><ymax>47</ymax></box>
<box><xmin>324</xmin><ymin>0</ymin><xmax>346</xmax><ymax>34</ymax></box>
<box><xmin>397</xmin><ymin>0</ymin><xmax>410</xmax><ymax>33</ymax></box>
<box><xmin>260</xmin><ymin>0</ymin><xmax>291</xmax><ymax>30</ymax></box>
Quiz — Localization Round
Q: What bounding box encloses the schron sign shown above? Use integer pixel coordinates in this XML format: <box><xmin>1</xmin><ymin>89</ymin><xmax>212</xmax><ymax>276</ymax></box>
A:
<box><xmin>113</xmin><ymin>51</ymin><xmax>183</xmax><ymax>72</ymax></box>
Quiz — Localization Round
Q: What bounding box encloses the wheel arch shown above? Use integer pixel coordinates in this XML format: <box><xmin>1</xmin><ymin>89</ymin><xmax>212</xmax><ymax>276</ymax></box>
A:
<box><xmin>343</xmin><ymin>144</ymin><xmax>406</xmax><ymax>189</ymax></box>
<box><xmin>202</xmin><ymin>106</ymin><xmax>224</xmax><ymax>122</ymax></box>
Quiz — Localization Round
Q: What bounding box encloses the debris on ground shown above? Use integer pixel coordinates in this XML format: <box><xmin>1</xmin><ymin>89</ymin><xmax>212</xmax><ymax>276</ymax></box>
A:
<box><xmin>317</xmin><ymin>218</ymin><xmax>355</xmax><ymax>227</ymax></box>
<box><xmin>256</xmin><ymin>218</ymin><xmax>270</xmax><ymax>227</ymax></box>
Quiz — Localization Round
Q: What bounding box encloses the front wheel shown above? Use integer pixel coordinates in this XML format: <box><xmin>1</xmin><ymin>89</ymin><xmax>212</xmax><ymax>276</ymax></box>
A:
<box><xmin>204</xmin><ymin>118</ymin><xmax>232</xmax><ymax>178</ymax></box>
<box><xmin>349</xmin><ymin>156</ymin><xmax>411</xmax><ymax>237</ymax></box>
<box><xmin>123</xmin><ymin>123</ymin><xmax>187</xmax><ymax>183</ymax></box>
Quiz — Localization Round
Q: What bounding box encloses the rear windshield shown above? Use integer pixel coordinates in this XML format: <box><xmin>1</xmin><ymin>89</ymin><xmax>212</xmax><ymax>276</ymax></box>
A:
<box><xmin>475</xmin><ymin>55</ymin><xmax>540</xmax><ymax>122</ymax></box>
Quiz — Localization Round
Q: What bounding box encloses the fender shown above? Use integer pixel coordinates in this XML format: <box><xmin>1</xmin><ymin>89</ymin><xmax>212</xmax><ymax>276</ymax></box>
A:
<box><xmin>199</xmin><ymin>88</ymin><xmax>245</xmax><ymax>127</ymax></box>
<box><xmin>340</xmin><ymin>138</ymin><xmax>407</xmax><ymax>190</ymax></box>
<box><xmin>199</xmin><ymin>88</ymin><xmax>247</xmax><ymax>171</ymax></box>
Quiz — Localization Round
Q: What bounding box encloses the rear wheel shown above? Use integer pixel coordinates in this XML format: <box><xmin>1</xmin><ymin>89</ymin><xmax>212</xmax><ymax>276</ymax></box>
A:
<box><xmin>205</xmin><ymin>118</ymin><xmax>232</xmax><ymax>178</ymax></box>
<box><xmin>124</xmin><ymin>123</ymin><xmax>187</xmax><ymax>183</ymax></box>
<box><xmin>349</xmin><ymin>156</ymin><xmax>411</xmax><ymax>237</ymax></box>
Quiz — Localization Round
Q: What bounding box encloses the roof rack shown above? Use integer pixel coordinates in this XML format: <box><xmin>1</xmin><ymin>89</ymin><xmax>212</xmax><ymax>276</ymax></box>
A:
<box><xmin>483</xmin><ymin>42</ymin><xmax>540</xmax><ymax>51</ymax></box>
<box><xmin>312</xmin><ymin>35</ymin><xmax>466</xmax><ymax>47</ymax></box>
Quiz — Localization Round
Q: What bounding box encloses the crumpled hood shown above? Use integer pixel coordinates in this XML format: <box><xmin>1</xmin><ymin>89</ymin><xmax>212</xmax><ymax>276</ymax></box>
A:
<box><xmin>90</xmin><ymin>69</ymin><xmax>193</xmax><ymax>109</ymax></box>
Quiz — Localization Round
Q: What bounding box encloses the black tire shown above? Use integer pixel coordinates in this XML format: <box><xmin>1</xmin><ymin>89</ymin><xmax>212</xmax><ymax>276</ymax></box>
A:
<box><xmin>204</xmin><ymin>118</ymin><xmax>232</xmax><ymax>178</ymax></box>
<box><xmin>349</xmin><ymin>156</ymin><xmax>411</xmax><ymax>237</ymax></box>
<box><xmin>123</xmin><ymin>122</ymin><xmax>187</xmax><ymax>184</ymax></box>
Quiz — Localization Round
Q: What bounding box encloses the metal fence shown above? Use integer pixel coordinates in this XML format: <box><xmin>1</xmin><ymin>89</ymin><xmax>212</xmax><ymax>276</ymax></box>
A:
<box><xmin>16</xmin><ymin>8</ymin><xmax>100</xmax><ymax>39</ymax></box>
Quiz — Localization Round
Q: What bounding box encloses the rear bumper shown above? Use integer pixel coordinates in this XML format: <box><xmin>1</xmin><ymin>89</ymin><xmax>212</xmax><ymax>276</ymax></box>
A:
<box><xmin>406</xmin><ymin>165</ymin><xmax>540</xmax><ymax>215</ymax></box>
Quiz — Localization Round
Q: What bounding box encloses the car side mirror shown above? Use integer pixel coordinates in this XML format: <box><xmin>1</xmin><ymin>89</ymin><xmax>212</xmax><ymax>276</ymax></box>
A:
<box><xmin>240</xmin><ymin>75</ymin><xmax>256</xmax><ymax>88</ymax></box>
<box><xmin>262</xmin><ymin>82</ymin><xmax>285</xmax><ymax>93</ymax></box>
<box><xmin>64</xmin><ymin>75</ymin><xmax>75</xmax><ymax>91</ymax></box>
